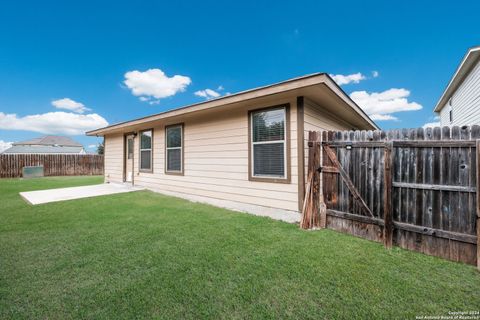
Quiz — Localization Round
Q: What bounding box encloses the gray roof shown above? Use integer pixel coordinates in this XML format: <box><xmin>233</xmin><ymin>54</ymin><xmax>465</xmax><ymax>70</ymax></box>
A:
<box><xmin>2</xmin><ymin>145</ymin><xmax>85</xmax><ymax>154</ymax></box>
<box><xmin>14</xmin><ymin>135</ymin><xmax>82</xmax><ymax>147</ymax></box>
<box><xmin>1</xmin><ymin>135</ymin><xmax>86</xmax><ymax>154</ymax></box>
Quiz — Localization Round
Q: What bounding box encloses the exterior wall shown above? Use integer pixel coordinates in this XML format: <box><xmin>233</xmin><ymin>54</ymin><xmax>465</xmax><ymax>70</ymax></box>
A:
<box><xmin>439</xmin><ymin>59</ymin><xmax>480</xmax><ymax>126</ymax></box>
<box><xmin>303</xmin><ymin>97</ymin><xmax>352</xmax><ymax>132</ymax></box>
<box><xmin>439</xmin><ymin>103</ymin><xmax>450</xmax><ymax>125</ymax></box>
<box><xmin>302</xmin><ymin>97</ymin><xmax>352</xmax><ymax>177</ymax></box>
<box><xmin>102</xmin><ymin>96</ymin><xmax>365</xmax><ymax>215</ymax></box>
<box><xmin>131</xmin><ymin>97</ymin><xmax>300</xmax><ymax>212</ymax></box>
<box><xmin>104</xmin><ymin>133</ymin><xmax>124</xmax><ymax>183</ymax></box>
<box><xmin>299</xmin><ymin>97</ymin><xmax>357</xmax><ymax>211</ymax></box>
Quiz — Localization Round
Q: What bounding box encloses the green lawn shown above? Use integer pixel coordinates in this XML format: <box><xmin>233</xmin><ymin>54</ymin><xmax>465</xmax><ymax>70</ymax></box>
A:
<box><xmin>0</xmin><ymin>176</ymin><xmax>479</xmax><ymax>319</ymax></box>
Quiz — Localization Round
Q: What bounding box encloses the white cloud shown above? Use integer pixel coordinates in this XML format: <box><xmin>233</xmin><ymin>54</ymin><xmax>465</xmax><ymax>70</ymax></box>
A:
<box><xmin>330</xmin><ymin>73</ymin><xmax>366</xmax><ymax>85</ymax></box>
<box><xmin>124</xmin><ymin>68</ymin><xmax>191</xmax><ymax>102</ymax></box>
<box><xmin>350</xmin><ymin>88</ymin><xmax>422</xmax><ymax>121</ymax></box>
<box><xmin>423</xmin><ymin>121</ymin><xmax>441</xmax><ymax>128</ymax></box>
<box><xmin>217</xmin><ymin>85</ymin><xmax>224</xmax><ymax>91</ymax></box>
<box><xmin>52</xmin><ymin>98</ymin><xmax>90</xmax><ymax>114</ymax></box>
<box><xmin>87</xmin><ymin>144</ymin><xmax>97</xmax><ymax>149</ymax></box>
<box><xmin>0</xmin><ymin>140</ymin><xmax>13</xmax><ymax>153</ymax></box>
<box><xmin>0</xmin><ymin>112</ymin><xmax>108</xmax><ymax>135</ymax></box>
<box><xmin>194</xmin><ymin>88</ymin><xmax>221</xmax><ymax>99</ymax></box>
<box><xmin>372</xmin><ymin>71</ymin><xmax>379</xmax><ymax>78</ymax></box>
<box><xmin>369</xmin><ymin>114</ymin><xmax>398</xmax><ymax>121</ymax></box>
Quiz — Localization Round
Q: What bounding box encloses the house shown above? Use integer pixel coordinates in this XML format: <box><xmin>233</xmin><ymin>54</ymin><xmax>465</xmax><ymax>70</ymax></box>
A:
<box><xmin>2</xmin><ymin>136</ymin><xmax>86</xmax><ymax>154</ymax></box>
<box><xmin>434</xmin><ymin>46</ymin><xmax>480</xmax><ymax>126</ymax></box>
<box><xmin>87</xmin><ymin>73</ymin><xmax>378</xmax><ymax>219</ymax></box>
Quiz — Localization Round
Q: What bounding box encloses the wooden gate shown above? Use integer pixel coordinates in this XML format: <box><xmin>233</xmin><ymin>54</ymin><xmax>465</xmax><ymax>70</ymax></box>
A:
<box><xmin>305</xmin><ymin>126</ymin><xmax>480</xmax><ymax>268</ymax></box>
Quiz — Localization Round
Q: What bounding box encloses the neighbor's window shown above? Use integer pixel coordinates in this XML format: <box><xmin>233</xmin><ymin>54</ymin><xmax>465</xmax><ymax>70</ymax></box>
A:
<box><xmin>449</xmin><ymin>98</ymin><xmax>453</xmax><ymax>123</ymax></box>
<box><xmin>250</xmin><ymin>106</ymin><xmax>287</xmax><ymax>179</ymax></box>
<box><xmin>139</xmin><ymin>130</ymin><xmax>153</xmax><ymax>171</ymax></box>
<box><xmin>166</xmin><ymin>124</ymin><xmax>183</xmax><ymax>173</ymax></box>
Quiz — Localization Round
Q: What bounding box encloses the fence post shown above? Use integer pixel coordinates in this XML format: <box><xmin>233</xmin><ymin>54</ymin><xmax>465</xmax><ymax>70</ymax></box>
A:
<box><xmin>476</xmin><ymin>140</ymin><xmax>480</xmax><ymax>270</ymax></box>
<box><xmin>319</xmin><ymin>131</ymin><xmax>327</xmax><ymax>229</ymax></box>
<box><xmin>301</xmin><ymin>131</ymin><xmax>321</xmax><ymax>229</ymax></box>
<box><xmin>383</xmin><ymin>141</ymin><xmax>393</xmax><ymax>249</ymax></box>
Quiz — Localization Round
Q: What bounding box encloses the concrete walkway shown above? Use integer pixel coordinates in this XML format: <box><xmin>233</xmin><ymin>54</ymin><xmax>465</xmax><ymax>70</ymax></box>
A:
<box><xmin>20</xmin><ymin>183</ymin><xmax>144</xmax><ymax>205</ymax></box>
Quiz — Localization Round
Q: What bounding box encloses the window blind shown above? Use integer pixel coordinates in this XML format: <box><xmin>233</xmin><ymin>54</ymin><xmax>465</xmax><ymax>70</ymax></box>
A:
<box><xmin>140</xmin><ymin>130</ymin><xmax>152</xmax><ymax>171</ymax></box>
<box><xmin>251</xmin><ymin>107</ymin><xmax>286</xmax><ymax>178</ymax></box>
<box><xmin>166</xmin><ymin>125</ymin><xmax>182</xmax><ymax>172</ymax></box>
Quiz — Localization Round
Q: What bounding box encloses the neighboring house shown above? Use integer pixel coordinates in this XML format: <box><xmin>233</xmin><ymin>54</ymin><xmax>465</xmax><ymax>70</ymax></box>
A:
<box><xmin>87</xmin><ymin>73</ymin><xmax>378</xmax><ymax>217</ymax></box>
<box><xmin>435</xmin><ymin>46</ymin><xmax>480</xmax><ymax>126</ymax></box>
<box><xmin>2</xmin><ymin>136</ymin><xmax>86</xmax><ymax>154</ymax></box>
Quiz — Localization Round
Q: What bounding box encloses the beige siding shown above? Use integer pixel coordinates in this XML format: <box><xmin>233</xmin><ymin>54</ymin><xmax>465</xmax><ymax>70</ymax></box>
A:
<box><xmin>302</xmin><ymin>97</ymin><xmax>352</xmax><ymax>181</ymax></box>
<box><xmin>104</xmin><ymin>133</ymin><xmax>123</xmax><ymax>183</ymax></box>
<box><xmin>102</xmin><ymin>95</ymin><xmax>364</xmax><ymax>214</ymax></box>
<box><xmin>122</xmin><ymin>97</ymin><xmax>300</xmax><ymax>212</ymax></box>
<box><xmin>303</xmin><ymin>97</ymin><xmax>352</xmax><ymax>132</ymax></box>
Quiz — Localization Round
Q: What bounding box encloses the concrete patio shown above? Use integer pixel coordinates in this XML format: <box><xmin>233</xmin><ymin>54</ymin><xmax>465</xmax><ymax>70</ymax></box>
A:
<box><xmin>20</xmin><ymin>183</ymin><xmax>144</xmax><ymax>205</ymax></box>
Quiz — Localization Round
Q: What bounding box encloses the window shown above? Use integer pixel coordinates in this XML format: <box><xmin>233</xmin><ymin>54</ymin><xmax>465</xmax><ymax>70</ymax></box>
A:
<box><xmin>165</xmin><ymin>124</ymin><xmax>183</xmax><ymax>174</ymax></box>
<box><xmin>139</xmin><ymin>129</ymin><xmax>153</xmax><ymax>172</ymax></box>
<box><xmin>449</xmin><ymin>98</ymin><xmax>453</xmax><ymax>123</ymax></box>
<box><xmin>249</xmin><ymin>105</ymin><xmax>289</xmax><ymax>182</ymax></box>
<box><xmin>127</xmin><ymin>138</ymin><xmax>133</xmax><ymax>159</ymax></box>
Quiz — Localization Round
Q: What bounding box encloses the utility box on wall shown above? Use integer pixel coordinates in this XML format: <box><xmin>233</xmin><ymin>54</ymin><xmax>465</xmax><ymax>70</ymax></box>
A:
<box><xmin>22</xmin><ymin>166</ymin><xmax>44</xmax><ymax>179</ymax></box>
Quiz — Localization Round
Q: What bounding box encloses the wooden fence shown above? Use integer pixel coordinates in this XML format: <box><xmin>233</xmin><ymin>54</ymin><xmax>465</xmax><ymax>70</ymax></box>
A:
<box><xmin>0</xmin><ymin>154</ymin><xmax>104</xmax><ymax>178</ymax></box>
<box><xmin>306</xmin><ymin>125</ymin><xmax>480</xmax><ymax>268</ymax></box>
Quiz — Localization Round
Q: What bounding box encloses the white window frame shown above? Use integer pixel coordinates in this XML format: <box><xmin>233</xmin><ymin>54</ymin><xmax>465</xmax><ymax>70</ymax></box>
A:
<box><xmin>165</xmin><ymin>124</ymin><xmax>183</xmax><ymax>174</ymax></box>
<box><xmin>250</xmin><ymin>106</ymin><xmax>287</xmax><ymax>179</ymax></box>
<box><xmin>127</xmin><ymin>137</ymin><xmax>134</xmax><ymax>160</ymax></box>
<box><xmin>139</xmin><ymin>129</ymin><xmax>153</xmax><ymax>172</ymax></box>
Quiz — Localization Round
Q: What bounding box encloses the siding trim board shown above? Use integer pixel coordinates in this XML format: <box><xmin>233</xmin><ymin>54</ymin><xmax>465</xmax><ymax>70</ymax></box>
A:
<box><xmin>296</xmin><ymin>96</ymin><xmax>305</xmax><ymax>212</ymax></box>
<box><xmin>247</xmin><ymin>104</ymin><xmax>291</xmax><ymax>184</ymax></box>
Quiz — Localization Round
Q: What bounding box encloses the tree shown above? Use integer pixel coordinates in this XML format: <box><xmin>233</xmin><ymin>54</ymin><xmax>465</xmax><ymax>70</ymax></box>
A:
<box><xmin>97</xmin><ymin>140</ymin><xmax>104</xmax><ymax>155</ymax></box>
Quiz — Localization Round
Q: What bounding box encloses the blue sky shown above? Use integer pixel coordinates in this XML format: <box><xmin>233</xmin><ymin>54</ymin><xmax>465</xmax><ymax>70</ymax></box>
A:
<box><xmin>0</xmin><ymin>0</ymin><xmax>479</xmax><ymax>151</ymax></box>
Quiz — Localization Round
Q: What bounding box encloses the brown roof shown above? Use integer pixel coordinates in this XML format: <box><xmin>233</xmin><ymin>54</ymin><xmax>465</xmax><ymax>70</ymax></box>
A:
<box><xmin>87</xmin><ymin>73</ymin><xmax>378</xmax><ymax>136</ymax></box>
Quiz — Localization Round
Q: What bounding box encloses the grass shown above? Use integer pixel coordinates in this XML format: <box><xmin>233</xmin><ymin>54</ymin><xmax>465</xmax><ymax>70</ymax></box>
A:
<box><xmin>0</xmin><ymin>176</ymin><xmax>479</xmax><ymax>319</ymax></box>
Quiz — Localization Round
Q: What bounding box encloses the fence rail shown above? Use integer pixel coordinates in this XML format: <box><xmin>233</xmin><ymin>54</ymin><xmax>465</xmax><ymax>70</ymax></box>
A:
<box><xmin>0</xmin><ymin>154</ymin><xmax>104</xmax><ymax>178</ymax></box>
<box><xmin>306</xmin><ymin>125</ymin><xmax>480</xmax><ymax>268</ymax></box>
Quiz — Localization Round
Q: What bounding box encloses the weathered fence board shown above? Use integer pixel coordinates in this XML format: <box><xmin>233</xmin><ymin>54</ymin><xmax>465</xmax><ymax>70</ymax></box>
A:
<box><xmin>0</xmin><ymin>154</ymin><xmax>104</xmax><ymax>178</ymax></box>
<box><xmin>307</xmin><ymin>125</ymin><xmax>480</xmax><ymax>267</ymax></box>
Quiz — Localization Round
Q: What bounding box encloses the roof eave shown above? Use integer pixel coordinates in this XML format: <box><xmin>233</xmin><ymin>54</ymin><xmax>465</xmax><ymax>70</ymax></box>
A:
<box><xmin>434</xmin><ymin>46</ymin><xmax>480</xmax><ymax>112</ymax></box>
<box><xmin>322</xmin><ymin>74</ymin><xmax>379</xmax><ymax>130</ymax></box>
<box><xmin>87</xmin><ymin>72</ymin><xmax>378</xmax><ymax>136</ymax></box>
